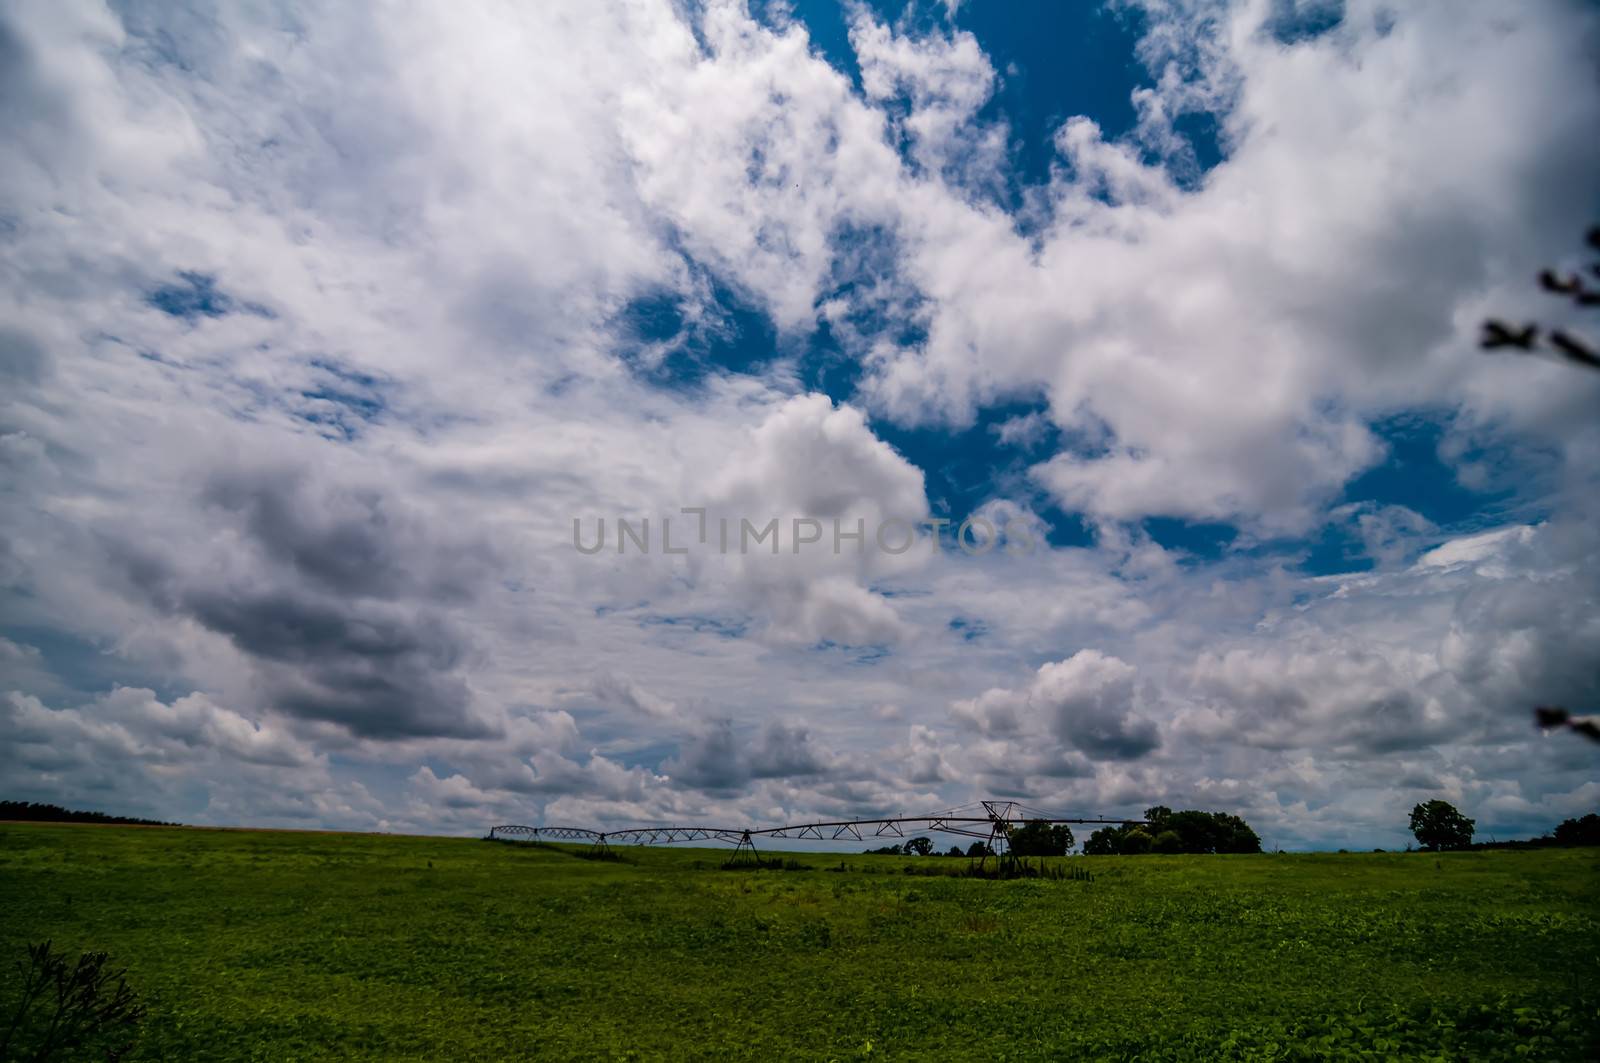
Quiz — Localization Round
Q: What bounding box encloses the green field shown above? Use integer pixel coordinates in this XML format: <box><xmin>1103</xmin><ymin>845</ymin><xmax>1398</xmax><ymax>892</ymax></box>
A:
<box><xmin>2</xmin><ymin>824</ymin><xmax>1597</xmax><ymax>1061</ymax></box>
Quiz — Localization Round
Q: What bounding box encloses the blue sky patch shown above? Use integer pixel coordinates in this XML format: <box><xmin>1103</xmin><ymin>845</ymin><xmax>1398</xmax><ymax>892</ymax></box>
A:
<box><xmin>798</xmin><ymin>220</ymin><xmax>929</xmax><ymax>402</ymax></box>
<box><xmin>783</xmin><ymin>0</ymin><xmax>1224</xmax><ymax>212</ymax></box>
<box><xmin>147</xmin><ymin>271</ymin><xmax>273</xmax><ymax>321</ymax></box>
<box><xmin>1143</xmin><ymin>516</ymin><xmax>1239</xmax><ymax>561</ymax></box>
<box><xmin>871</xmin><ymin>398</ymin><xmax>1095</xmax><ymax>548</ymax></box>
<box><xmin>616</xmin><ymin>274</ymin><xmax>782</xmax><ymax>392</ymax></box>
<box><xmin>638</xmin><ymin>614</ymin><xmax>750</xmax><ymax>640</ymax></box>
<box><xmin>0</xmin><ymin>626</ymin><xmax>187</xmax><ymax>705</ymax></box>
<box><xmin>295</xmin><ymin>359</ymin><xmax>388</xmax><ymax>440</ymax></box>
<box><xmin>1342</xmin><ymin>414</ymin><xmax>1502</xmax><ymax>527</ymax></box>
<box><xmin>1262</xmin><ymin>0</ymin><xmax>1345</xmax><ymax>45</ymax></box>
<box><xmin>1296</xmin><ymin>520</ymin><xmax>1377</xmax><ymax>576</ymax></box>
<box><xmin>797</xmin><ymin>316</ymin><xmax>867</xmax><ymax>402</ymax></box>
<box><xmin>957</xmin><ymin>0</ymin><xmax>1147</xmax><ymax>190</ymax></box>
<box><xmin>1289</xmin><ymin>412</ymin><xmax>1540</xmax><ymax>575</ymax></box>
<box><xmin>811</xmin><ymin>639</ymin><xmax>893</xmax><ymax>664</ymax></box>
<box><xmin>948</xmin><ymin>615</ymin><xmax>988</xmax><ymax>642</ymax></box>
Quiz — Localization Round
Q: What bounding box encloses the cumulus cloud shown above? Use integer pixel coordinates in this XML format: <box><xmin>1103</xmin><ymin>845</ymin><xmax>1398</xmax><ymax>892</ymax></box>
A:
<box><xmin>664</xmin><ymin>717</ymin><xmax>845</xmax><ymax>794</ymax></box>
<box><xmin>1173</xmin><ymin>517</ymin><xmax>1598</xmax><ymax>773</ymax></box>
<box><xmin>849</xmin><ymin>10</ymin><xmax>1006</xmax><ymax>189</ymax></box>
<box><xmin>861</xmin><ymin>0</ymin><xmax>1600</xmax><ymax>531</ymax></box>
<box><xmin>688</xmin><ymin>392</ymin><xmax>932</xmax><ymax>647</ymax></box>
<box><xmin>570</xmin><ymin>673</ymin><xmax>681</xmax><ymax>722</ymax></box>
<box><xmin>0</xmin><ymin>687</ymin><xmax>357</xmax><ymax>827</ymax></box>
<box><xmin>103</xmin><ymin>474</ymin><xmax>497</xmax><ymax>741</ymax></box>
<box><xmin>953</xmin><ymin>649</ymin><xmax>1160</xmax><ymax>760</ymax></box>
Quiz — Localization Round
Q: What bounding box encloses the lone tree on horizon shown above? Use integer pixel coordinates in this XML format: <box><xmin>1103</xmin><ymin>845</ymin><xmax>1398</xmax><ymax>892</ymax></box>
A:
<box><xmin>1409</xmin><ymin>800</ymin><xmax>1476</xmax><ymax>851</ymax></box>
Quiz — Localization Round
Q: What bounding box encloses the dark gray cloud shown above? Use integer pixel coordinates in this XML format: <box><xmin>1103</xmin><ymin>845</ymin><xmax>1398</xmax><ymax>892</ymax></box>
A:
<box><xmin>0</xmin><ymin>326</ymin><xmax>51</xmax><ymax>386</ymax></box>
<box><xmin>1060</xmin><ymin>709</ymin><xmax>1161</xmax><ymax>761</ymax></box>
<box><xmin>747</xmin><ymin>721</ymin><xmax>836</xmax><ymax>779</ymax></box>
<box><xmin>954</xmin><ymin>651</ymin><xmax>1161</xmax><ymax>762</ymax></box>
<box><xmin>665</xmin><ymin>718</ymin><xmax>840</xmax><ymax>793</ymax></box>
<box><xmin>968</xmin><ymin>743</ymin><xmax>1096</xmax><ymax>797</ymax></box>
<box><xmin>663</xmin><ymin>719</ymin><xmax>745</xmax><ymax>793</ymax></box>
<box><xmin>201</xmin><ymin>466</ymin><xmax>494</xmax><ymax>604</ymax></box>
<box><xmin>0</xmin><ymin>13</ymin><xmax>69</xmax><ymax>145</ymax></box>
<box><xmin>187</xmin><ymin>588</ymin><xmax>485</xmax><ymax>740</ymax></box>
<box><xmin>148</xmin><ymin>573</ymin><xmax>485</xmax><ymax>740</ymax></box>
<box><xmin>1186</xmin><ymin>650</ymin><xmax>1456</xmax><ymax>756</ymax></box>
<box><xmin>103</xmin><ymin>464</ymin><xmax>500</xmax><ymax>741</ymax></box>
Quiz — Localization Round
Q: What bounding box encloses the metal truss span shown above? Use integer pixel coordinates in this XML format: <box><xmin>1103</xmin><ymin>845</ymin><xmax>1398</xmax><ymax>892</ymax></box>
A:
<box><xmin>488</xmin><ymin>800</ymin><xmax>1146</xmax><ymax>859</ymax></box>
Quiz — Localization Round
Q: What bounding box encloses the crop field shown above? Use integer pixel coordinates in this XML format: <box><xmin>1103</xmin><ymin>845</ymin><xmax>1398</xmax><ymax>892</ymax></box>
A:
<box><xmin>2</xmin><ymin>824</ymin><xmax>1597</xmax><ymax>1061</ymax></box>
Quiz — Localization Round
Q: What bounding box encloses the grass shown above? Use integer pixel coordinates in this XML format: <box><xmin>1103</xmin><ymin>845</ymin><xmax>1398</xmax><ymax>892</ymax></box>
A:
<box><xmin>1</xmin><ymin>824</ymin><xmax>1597</xmax><ymax>1060</ymax></box>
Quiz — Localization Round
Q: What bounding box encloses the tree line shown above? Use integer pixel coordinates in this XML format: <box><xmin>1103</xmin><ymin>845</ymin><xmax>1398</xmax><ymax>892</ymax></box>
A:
<box><xmin>864</xmin><ymin>838</ymin><xmax>993</xmax><ymax>858</ymax></box>
<box><xmin>866</xmin><ymin>802</ymin><xmax>1600</xmax><ymax>857</ymax></box>
<box><xmin>1408</xmin><ymin>800</ymin><xmax>1600</xmax><ymax>851</ymax></box>
<box><xmin>863</xmin><ymin>810</ymin><xmax>1264</xmax><ymax>857</ymax></box>
<box><xmin>0</xmin><ymin>801</ymin><xmax>175</xmax><ymax>827</ymax></box>
<box><xmin>1083</xmin><ymin>807</ymin><xmax>1262</xmax><ymax>855</ymax></box>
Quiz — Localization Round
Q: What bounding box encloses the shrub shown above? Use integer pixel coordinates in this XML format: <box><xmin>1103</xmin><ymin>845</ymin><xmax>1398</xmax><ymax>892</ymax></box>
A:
<box><xmin>1121</xmin><ymin>829</ymin><xmax>1154</xmax><ymax>855</ymax></box>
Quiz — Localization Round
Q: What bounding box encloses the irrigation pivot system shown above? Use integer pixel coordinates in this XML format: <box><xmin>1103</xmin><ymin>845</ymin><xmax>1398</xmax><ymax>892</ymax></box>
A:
<box><xmin>489</xmin><ymin>800</ymin><xmax>1146</xmax><ymax>867</ymax></box>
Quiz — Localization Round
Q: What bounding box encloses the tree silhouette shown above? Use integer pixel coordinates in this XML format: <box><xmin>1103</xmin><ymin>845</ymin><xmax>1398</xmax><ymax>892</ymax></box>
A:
<box><xmin>1082</xmin><ymin>808</ymin><xmax>1261</xmax><ymax>855</ymax></box>
<box><xmin>1553</xmin><ymin>813</ymin><xmax>1600</xmax><ymax>847</ymax></box>
<box><xmin>1409</xmin><ymin>800</ymin><xmax>1475</xmax><ymax>851</ymax></box>
<box><xmin>1005</xmin><ymin>819</ymin><xmax>1075</xmax><ymax>857</ymax></box>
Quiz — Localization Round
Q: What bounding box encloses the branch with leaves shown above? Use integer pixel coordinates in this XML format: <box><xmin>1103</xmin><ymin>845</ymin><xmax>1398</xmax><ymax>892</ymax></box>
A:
<box><xmin>1481</xmin><ymin>225</ymin><xmax>1600</xmax><ymax>371</ymax></box>
<box><xmin>0</xmin><ymin>941</ymin><xmax>146</xmax><ymax>1062</ymax></box>
<box><xmin>1479</xmin><ymin>226</ymin><xmax>1600</xmax><ymax>745</ymax></box>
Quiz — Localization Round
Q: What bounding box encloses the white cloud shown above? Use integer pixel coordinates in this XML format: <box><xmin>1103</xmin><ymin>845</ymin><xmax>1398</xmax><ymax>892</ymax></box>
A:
<box><xmin>687</xmin><ymin>392</ymin><xmax>932</xmax><ymax>646</ymax></box>
<box><xmin>860</xmin><ymin>0</ymin><xmax>1600</xmax><ymax>529</ymax></box>
<box><xmin>953</xmin><ymin>649</ymin><xmax>1160</xmax><ymax>760</ymax></box>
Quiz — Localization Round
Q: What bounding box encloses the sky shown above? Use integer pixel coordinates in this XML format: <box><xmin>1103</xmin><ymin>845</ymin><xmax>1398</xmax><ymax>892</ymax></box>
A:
<box><xmin>2</xmin><ymin>0</ymin><xmax>1598</xmax><ymax>852</ymax></box>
